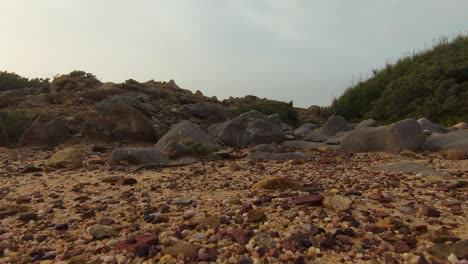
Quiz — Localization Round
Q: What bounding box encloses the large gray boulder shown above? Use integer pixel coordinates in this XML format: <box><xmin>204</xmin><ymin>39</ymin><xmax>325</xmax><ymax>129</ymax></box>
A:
<box><xmin>355</xmin><ymin>119</ymin><xmax>377</xmax><ymax>129</ymax></box>
<box><xmin>423</xmin><ymin>130</ymin><xmax>468</xmax><ymax>152</ymax></box>
<box><xmin>88</xmin><ymin>104</ymin><xmax>156</xmax><ymax>142</ymax></box>
<box><xmin>156</xmin><ymin>121</ymin><xmax>215</xmax><ymax>157</ymax></box>
<box><xmin>293</xmin><ymin>123</ymin><xmax>317</xmax><ymax>137</ymax></box>
<box><xmin>214</xmin><ymin>110</ymin><xmax>284</xmax><ymax>147</ymax></box>
<box><xmin>109</xmin><ymin>147</ymin><xmax>169</xmax><ymax>165</ymax></box>
<box><xmin>417</xmin><ymin>118</ymin><xmax>448</xmax><ymax>133</ymax></box>
<box><xmin>304</xmin><ymin>116</ymin><xmax>349</xmax><ymax>142</ymax></box>
<box><xmin>79</xmin><ymin>83</ymin><xmax>126</xmax><ymax>102</ymax></box>
<box><xmin>97</xmin><ymin>92</ymin><xmax>157</xmax><ymax>117</ymax></box>
<box><xmin>339</xmin><ymin>118</ymin><xmax>426</xmax><ymax>153</ymax></box>
<box><xmin>183</xmin><ymin>102</ymin><xmax>226</xmax><ymax>122</ymax></box>
<box><xmin>20</xmin><ymin>117</ymin><xmax>70</xmax><ymax>146</ymax></box>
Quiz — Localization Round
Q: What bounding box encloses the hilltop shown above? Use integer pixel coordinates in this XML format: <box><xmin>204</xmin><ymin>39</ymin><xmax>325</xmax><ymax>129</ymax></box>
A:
<box><xmin>332</xmin><ymin>35</ymin><xmax>468</xmax><ymax>126</ymax></box>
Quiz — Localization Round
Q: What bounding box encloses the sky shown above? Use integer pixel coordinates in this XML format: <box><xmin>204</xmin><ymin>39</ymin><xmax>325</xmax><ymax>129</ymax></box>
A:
<box><xmin>1</xmin><ymin>1</ymin><xmax>467</xmax><ymax>107</ymax></box>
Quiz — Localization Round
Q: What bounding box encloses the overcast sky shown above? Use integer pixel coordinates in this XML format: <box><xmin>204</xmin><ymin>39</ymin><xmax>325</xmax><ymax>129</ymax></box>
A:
<box><xmin>1</xmin><ymin>1</ymin><xmax>467</xmax><ymax>107</ymax></box>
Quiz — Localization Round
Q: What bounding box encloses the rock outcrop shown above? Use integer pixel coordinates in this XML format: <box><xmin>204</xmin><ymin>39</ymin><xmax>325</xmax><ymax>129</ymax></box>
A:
<box><xmin>339</xmin><ymin>118</ymin><xmax>426</xmax><ymax>153</ymax></box>
<box><xmin>213</xmin><ymin>110</ymin><xmax>284</xmax><ymax>147</ymax></box>
<box><xmin>20</xmin><ymin>117</ymin><xmax>70</xmax><ymax>146</ymax></box>
<box><xmin>423</xmin><ymin>130</ymin><xmax>468</xmax><ymax>152</ymax></box>
<box><xmin>304</xmin><ymin>116</ymin><xmax>349</xmax><ymax>142</ymax></box>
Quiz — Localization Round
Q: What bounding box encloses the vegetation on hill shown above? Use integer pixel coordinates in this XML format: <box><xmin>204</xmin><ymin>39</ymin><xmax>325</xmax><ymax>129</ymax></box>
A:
<box><xmin>0</xmin><ymin>71</ymin><xmax>49</xmax><ymax>92</ymax></box>
<box><xmin>332</xmin><ymin>35</ymin><xmax>468</xmax><ymax>126</ymax></box>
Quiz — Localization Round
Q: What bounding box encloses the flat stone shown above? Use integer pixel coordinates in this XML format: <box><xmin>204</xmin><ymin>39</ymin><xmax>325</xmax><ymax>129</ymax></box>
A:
<box><xmin>175</xmin><ymin>197</ymin><xmax>193</xmax><ymax>206</ymax></box>
<box><xmin>87</xmin><ymin>224</ymin><xmax>117</xmax><ymax>240</ymax></box>
<box><xmin>378</xmin><ymin>162</ymin><xmax>448</xmax><ymax>176</ymax></box>
<box><xmin>292</xmin><ymin>194</ymin><xmax>324</xmax><ymax>206</ymax></box>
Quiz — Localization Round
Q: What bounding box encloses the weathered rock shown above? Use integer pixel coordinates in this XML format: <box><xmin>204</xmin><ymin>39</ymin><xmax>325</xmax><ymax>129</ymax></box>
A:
<box><xmin>293</xmin><ymin>123</ymin><xmax>317</xmax><ymax>137</ymax></box>
<box><xmin>21</xmin><ymin>117</ymin><xmax>70</xmax><ymax>146</ymax></box>
<box><xmin>281</xmin><ymin>123</ymin><xmax>293</xmax><ymax>132</ymax></box>
<box><xmin>247</xmin><ymin>152</ymin><xmax>307</xmax><ymax>160</ymax></box>
<box><xmin>304</xmin><ymin>116</ymin><xmax>349</xmax><ymax>142</ymax></box>
<box><xmin>88</xmin><ymin>104</ymin><xmax>156</xmax><ymax>142</ymax></box>
<box><xmin>427</xmin><ymin>240</ymin><xmax>468</xmax><ymax>260</ymax></box>
<box><xmin>215</xmin><ymin>110</ymin><xmax>284</xmax><ymax>147</ymax></box>
<box><xmin>96</xmin><ymin>92</ymin><xmax>156</xmax><ymax>116</ymax></box>
<box><xmin>339</xmin><ymin>118</ymin><xmax>426</xmax><ymax>153</ymax></box>
<box><xmin>161</xmin><ymin>243</ymin><xmax>200</xmax><ymax>259</ymax></box>
<box><xmin>156</xmin><ymin>120</ymin><xmax>215</xmax><ymax>158</ymax></box>
<box><xmin>87</xmin><ymin>224</ymin><xmax>117</xmax><ymax>239</ymax></box>
<box><xmin>18</xmin><ymin>93</ymin><xmax>52</xmax><ymax>107</ymax></box>
<box><xmin>417</xmin><ymin>118</ymin><xmax>448</xmax><ymax>133</ymax></box>
<box><xmin>247</xmin><ymin>209</ymin><xmax>265</xmax><ymax>223</ymax></box>
<box><xmin>423</xmin><ymin>130</ymin><xmax>468</xmax><ymax>152</ymax></box>
<box><xmin>439</xmin><ymin>149</ymin><xmax>468</xmax><ymax>160</ymax></box>
<box><xmin>253</xmin><ymin>177</ymin><xmax>303</xmax><ymax>191</ymax></box>
<box><xmin>292</xmin><ymin>194</ymin><xmax>324</xmax><ymax>206</ymax></box>
<box><xmin>323</xmin><ymin>195</ymin><xmax>352</xmax><ymax>212</ymax></box>
<box><xmin>115</xmin><ymin>234</ymin><xmax>158</xmax><ymax>253</ymax></box>
<box><xmin>378</xmin><ymin>162</ymin><xmax>448</xmax><ymax>176</ymax></box>
<box><xmin>183</xmin><ymin>102</ymin><xmax>226</xmax><ymax>122</ymax></box>
<box><xmin>79</xmin><ymin>83</ymin><xmax>125</xmax><ymax>101</ymax></box>
<box><xmin>452</xmin><ymin>122</ymin><xmax>467</xmax><ymax>130</ymax></box>
<box><xmin>355</xmin><ymin>119</ymin><xmax>377</xmax><ymax>129</ymax></box>
<box><xmin>251</xmin><ymin>144</ymin><xmax>278</xmax><ymax>153</ymax></box>
<box><xmin>108</xmin><ymin>147</ymin><xmax>169</xmax><ymax>165</ymax></box>
<box><xmin>281</xmin><ymin>140</ymin><xmax>327</xmax><ymax>150</ymax></box>
<box><xmin>46</xmin><ymin>148</ymin><xmax>84</xmax><ymax>169</ymax></box>
<box><xmin>195</xmin><ymin>216</ymin><xmax>222</xmax><ymax>228</ymax></box>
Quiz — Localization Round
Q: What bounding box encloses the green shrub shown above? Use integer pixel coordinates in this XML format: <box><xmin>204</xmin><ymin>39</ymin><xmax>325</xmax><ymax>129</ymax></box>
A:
<box><xmin>0</xmin><ymin>71</ymin><xmax>49</xmax><ymax>92</ymax></box>
<box><xmin>332</xmin><ymin>34</ymin><xmax>468</xmax><ymax>126</ymax></box>
<box><xmin>0</xmin><ymin>111</ymin><xmax>31</xmax><ymax>145</ymax></box>
<box><xmin>231</xmin><ymin>100</ymin><xmax>299</xmax><ymax>126</ymax></box>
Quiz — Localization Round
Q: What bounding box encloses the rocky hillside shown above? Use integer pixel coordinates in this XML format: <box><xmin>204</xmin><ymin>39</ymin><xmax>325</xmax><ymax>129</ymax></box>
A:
<box><xmin>0</xmin><ymin>70</ymin><xmax>331</xmax><ymax>148</ymax></box>
<box><xmin>332</xmin><ymin>35</ymin><xmax>468</xmax><ymax>126</ymax></box>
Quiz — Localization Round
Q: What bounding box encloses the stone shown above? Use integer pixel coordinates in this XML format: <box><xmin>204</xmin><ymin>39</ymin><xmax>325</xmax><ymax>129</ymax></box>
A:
<box><xmin>293</xmin><ymin>123</ymin><xmax>317</xmax><ymax>138</ymax></box>
<box><xmin>340</xmin><ymin>118</ymin><xmax>426</xmax><ymax>153</ymax></box>
<box><xmin>183</xmin><ymin>102</ymin><xmax>226</xmax><ymax>122</ymax></box>
<box><xmin>439</xmin><ymin>149</ymin><xmax>468</xmax><ymax>160</ymax></box>
<box><xmin>79</xmin><ymin>83</ymin><xmax>125</xmax><ymax>101</ymax></box>
<box><xmin>253</xmin><ymin>177</ymin><xmax>303</xmax><ymax>191</ymax></box>
<box><xmin>421</xmin><ymin>206</ymin><xmax>441</xmax><ymax>217</ymax></box>
<box><xmin>156</xmin><ymin>120</ymin><xmax>215</xmax><ymax>158</ymax></box>
<box><xmin>452</xmin><ymin>122</ymin><xmax>467</xmax><ymax>130</ymax></box>
<box><xmin>355</xmin><ymin>119</ymin><xmax>377</xmax><ymax>129</ymax></box>
<box><xmin>214</xmin><ymin>110</ymin><xmax>284</xmax><ymax>147</ymax></box>
<box><xmin>115</xmin><ymin>234</ymin><xmax>158</xmax><ymax>253</ymax></box>
<box><xmin>292</xmin><ymin>194</ymin><xmax>324</xmax><ymax>206</ymax></box>
<box><xmin>427</xmin><ymin>240</ymin><xmax>468</xmax><ymax>260</ymax></box>
<box><xmin>161</xmin><ymin>243</ymin><xmax>200</xmax><ymax>260</ymax></box>
<box><xmin>417</xmin><ymin>118</ymin><xmax>448</xmax><ymax>133</ymax></box>
<box><xmin>46</xmin><ymin>148</ymin><xmax>84</xmax><ymax>169</ymax></box>
<box><xmin>195</xmin><ymin>216</ymin><xmax>221</xmax><ymax>228</ymax></box>
<box><xmin>247</xmin><ymin>209</ymin><xmax>265</xmax><ymax>223</ymax></box>
<box><xmin>247</xmin><ymin>152</ymin><xmax>307</xmax><ymax>160</ymax></box>
<box><xmin>304</xmin><ymin>116</ymin><xmax>349</xmax><ymax>142</ymax></box>
<box><xmin>18</xmin><ymin>93</ymin><xmax>52</xmax><ymax>107</ymax></box>
<box><xmin>323</xmin><ymin>195</ymin><xmax>352</xmax><ymax>212</ymax></box>
<box><xmin>281</xmin><ymin>123</ymin><xmax>293</xmax><ymax>132</ymax></box>
<box><xmin>251</xmin><ymin>144</ymin><xmax>277</xmax><ymax>153</ymax></box>
<box><xmin>87</xmin><ymin>224</ymin><xmax>117</xmax><ymax>239</ymax></box>
<box><xmin>281</xmin><ymin>140</ymin><xmax>330</xmax><ymax>150</ymax></box>
<box><xmin>120</xmin><ymin>177</ymin><xmax>137</xmax><ymax>185</ymax></box>
<box><xmin>108</xmin><ymin>147</ymin><xmax>169</xmax><ymax>165</ymax></box>
<box><xmin>423</xmin><ymin>130</ymin><xmax>468</xmax><ymax>152</ymax></box>
<box><xmin>175</xmin><ymin>197</ymin><xmax>192</xmax><ymax>206</ymax></box>
<box><xmin>88</xmin><ymin>104</ymin><xmax>156</xmax><ymax>142</ymax></box>
<box><xmin>101</xmin><ymin>176</ymin><xmax>123</xmax><ymax>183</ymax></box>
<box><xmin>20</xmin><ymin>117</ymin><xmax>70</xmax><ymax>146</ymax></box>
<box><xmin>378</xmin><ymin>162</ymin><xmax>448</xmax><ymax>176</ymax></box>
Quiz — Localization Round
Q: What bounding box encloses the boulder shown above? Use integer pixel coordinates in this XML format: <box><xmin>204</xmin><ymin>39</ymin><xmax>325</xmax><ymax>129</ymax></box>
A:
<box><xmin>339</xmin><ymin>118</ymin><xmax>426</xmax><ymax>154</ymax></box>
<box><xmin>355</xmin><ymin>119</ymin><xmax>377</xmax><ymax>129</ymax></box>
<box><xmin>281</xmin><ymin>140</ymin><xmax>330</xmax><ymax>150</ymax></box>
<box><xmin>89</xmin><ymin>104</ymin><xmax>156</xmax><ymax>142</ymax></box>
<box><xmin>156</xmin><ymin>121</ymin><xmax>215</xmax><ymax>158</ymax></box>
<box><xmin>251</xmin><ymin>144</ymin><xmax>278</xmax><ymax>153</ymax></box>
<box><xmin>182</xmin><ymin>102</ymin><xmax>226</xmax><ymax>122</ymax></box>
<box><xmin>46</xmin><ymin>148</ymin><xmax>84</xmax><ymax>169</ymax></box>
<box><xmin>247</xmin><ymin>151</ymin><xmax>307</xmax><ymax>160</ymax></box>
<box><xmin>20</xmin><ymin>117</ymin><xmax>70</xmax><ymax>146</ymax></box>
<box><xmin>79</xmin><ymin>83</ymin><xmax>126</xmax><ymax>101</ymax></box>
<box><xmin>97</xmin><ymin>92</ymin><xmax>157</xmax><ymax>117</ymax></box>
<box><xmin>281</xmin><ymin>123</ymin><xmax>293</xmax><ymax>132</ymax></box>
<box><xmin>215</xmin><ymin>110</ymin><xmax>283</xmax><ymax>147</ymax></box>
<box><xmin>304</xmin><ymin>116</ymin><xmax>349</xmax><ymax>142</ymax></box>
<box><xmin>18</xmin><ymin>93</ymin><xmax>52</xmax><ymax>107</ymax></box>
<box><xmin>417</xmin><ymin>118</ymin><xmax>447</xmax><ymax>133</ymax></box>
<box><xmin>267</xmin><ymin>114</ymin><xmax>282</xmax><ymax>124</ymax></box>
<box><xmin>452</xmin><ymin>122</ymin><xmax>467</xmax><ymax>130</ymax></box>
<box><xmin>293</xmin><ymin>123</ymin><xmax>317</xmax><ymax>137</ymax></box>
<box><xmin>423</xmin><ymin>130</ymin><xmax>468</xmax><ymax>152</ymax></box>
<box><xmin>108</xmin><ymin>147</ymin><xmax>169</xmax><ymax>165</ymax></box>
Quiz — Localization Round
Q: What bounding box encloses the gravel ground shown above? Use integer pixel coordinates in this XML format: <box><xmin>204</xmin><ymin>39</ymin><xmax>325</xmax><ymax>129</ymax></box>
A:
<box><xmin>0</xmin><ymin>147</ymin><xmax>467</xmax><ymax>264</ymax></box>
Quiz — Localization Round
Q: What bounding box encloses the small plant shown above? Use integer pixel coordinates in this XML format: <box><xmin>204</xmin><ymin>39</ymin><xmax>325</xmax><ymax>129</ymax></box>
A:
<box><xmin>0</xmin><ymin>111</ymin><xmax>31</xmax><ymax>145</ymax></box>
